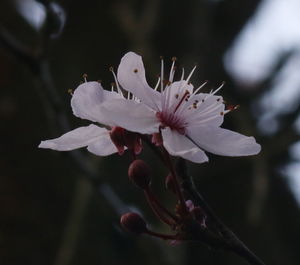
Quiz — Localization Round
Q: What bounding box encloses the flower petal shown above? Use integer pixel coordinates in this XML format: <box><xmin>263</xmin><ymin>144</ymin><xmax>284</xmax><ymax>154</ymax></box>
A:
<box><xmin>163</xmin><ymin>81</ymin><xmax>194</xmax><ymax>111</ymax></box>
<box><xmin>186</xmin><ymin>126</ymin><xmax>261</xmax><ymax>156</ymax></box>
<box><xmin>87</xmin><ymin>132</ymin><xmax>118</xmax><ymax>156</ymax></box>
<box><xmin>182</xmin><ymin>93</ymin><xmax>225</xmax><ymax>127</ymax></box>
<box><xmin>117</xmin><ymin>52</ymin><xmax>161</xmax><ymax>110</ymax></box>
<box><xmin>101</xmin><ymin>98</ymin><xmax>160</xmax><ymax>134</ymax></box>
<box><xmin>161</xmin><ymin>128</ymin><xmax>208</xmax><ymax>163</ymax></box>
<box><xmin>39</xmin><ymin>124</ymin><xmax>116</xmax><ymax>154</ymax></box>
<box><xmin>71</xmin><ymin>81</ymin><xmax>121</xmax><ymax>124</ymax></box>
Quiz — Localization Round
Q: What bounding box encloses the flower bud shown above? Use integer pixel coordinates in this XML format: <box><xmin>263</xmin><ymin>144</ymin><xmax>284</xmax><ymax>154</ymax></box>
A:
<box><xmin>123</xmin><ymin>130</ymin><xmax>142</xmax><ymax>155</ymax></box>
<box><xmin>110</xmin><ymin>127</ymin><xmax>143</xmax><ymax>155</ymax></box>
<box><xmin>110</xmin><ymin>127</ymin><xmax>126</xmax><ymax>155</ymax></box>
<box><xmin>152</xmin><ymin>132</ymin><xmax>163</xmax><ymax>146</ymax></box>
<box><xmin>128</xmin><ymin>159</ymin><xmax>151</xmax><ymax>189</ymax></box>
<box><xmin>120</xmin><ymin>212</ymin><xmax>147</xmax><ymax>234</ymax></box>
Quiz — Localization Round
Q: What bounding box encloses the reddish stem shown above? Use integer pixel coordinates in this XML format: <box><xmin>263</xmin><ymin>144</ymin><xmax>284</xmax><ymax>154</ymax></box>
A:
<box><xmin>144</xmin><ymin>190</ymin><xmax>175</xmax><ymax>227</ymax></box>
<box><xmin>145</xmin><ymin>229</ymin><xmax>178</xmax><ymax>240</ymax></box>
<box><xmin>161</xmin><ymin>148</ymin><xmax>188</xmax><ymax>215</ymax></box>
<box><xmin>145</xmin><ymin>188</ymin><xmax>179</xmax><ymax>222</ymax></box>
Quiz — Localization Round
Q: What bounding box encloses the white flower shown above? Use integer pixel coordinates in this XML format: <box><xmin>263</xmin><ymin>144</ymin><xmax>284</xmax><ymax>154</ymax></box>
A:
<box><xmin>39</xmin><ymin>81</ymin><xmax>150</xmax><ymax>156</ymax></box>
<box><xmin>100</xmin><ymin>52</ymin><xmax>261</xmax><ymax>163</ymax></box>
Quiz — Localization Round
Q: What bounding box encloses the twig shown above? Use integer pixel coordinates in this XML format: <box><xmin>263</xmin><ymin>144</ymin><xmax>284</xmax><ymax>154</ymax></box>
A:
<box><xmin>176</xmin><ymin>158</ymin><xmax>266</xmax><ymax>265</ymax></box>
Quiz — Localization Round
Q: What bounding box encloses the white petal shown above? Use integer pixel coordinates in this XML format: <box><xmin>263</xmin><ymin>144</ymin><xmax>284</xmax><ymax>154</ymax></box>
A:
<box><xmin>87</xmin><ymin>133</ymin><xmax>118</xmax><ymax>156</ymax></box>
<box><xmin>101</xmin><ymin>98</ymin><xmax>160</xmax><ymax>134</ymax></box>
<box><xmin>182</xmin><ymin>93</ymin><xmax>225</xmax><ymax>127</ymax></box>
<box><xmin>71</xmin><ymin>81</ymin><xmax>121</xmax><ymax>124</ymax></box>
<box><xmin>117</xmin><ymin>52</ymin><xmax>161</xmax><ymax>110</ymax></box>
<box><xmin>186</xmin><ymin>126</ymin><xmax>261</xmax><ymax>156</ymax></box>
<box><xmin>163</xmin><ymin>81</ymin><xmax>194</xmax><ymax>111</ymax></box>
<box><xmin>161</xmin><ymin>127</ymin><xmax>208</xmax><ymax>163</ymax></box>
<box><xmin>39</xmin><ymin>124</ymin><xmax>114</xmax><ymax>152</ymax></box>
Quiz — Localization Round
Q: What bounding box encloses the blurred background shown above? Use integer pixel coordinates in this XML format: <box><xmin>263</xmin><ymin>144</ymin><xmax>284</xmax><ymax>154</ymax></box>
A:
<box><xmin>1</xmin><ymin>0</ymin><xmax>300</xmax><ymax>264</ymax></box>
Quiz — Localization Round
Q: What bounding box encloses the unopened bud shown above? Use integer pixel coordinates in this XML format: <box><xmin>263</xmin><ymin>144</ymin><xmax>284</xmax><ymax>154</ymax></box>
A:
<box><xmin>152</xmin><ymin>132</ymin><xmax>163</xmax><ymax>146</ymax></box>
<box><xmin>123</xmin><ymin>130</ymin><xmax>142</xmax><ymax>155</ymax></box>
<box><xmin>110</xmin><ymin>127</ymin><xmax>143</xmax><ymax>155</ymax></box>
<box><xmin>120</xmin><ymin>212</ymin><xmax>147</xmax><ymax>234</ymax></box>
<box><xmin>110</xmin><ymin>127</ymin><xmax>126</xmax><ymax>155</ymax></box>
<box><xmin>128</xmin><ymin>160</ymin><xmax>151</xmax><ymax>189</ymax></box>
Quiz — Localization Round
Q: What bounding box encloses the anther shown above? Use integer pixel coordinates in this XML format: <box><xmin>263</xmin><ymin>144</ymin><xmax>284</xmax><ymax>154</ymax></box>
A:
<box><xmin>82</xmin><ymin>73</ymin><xmax>88</xmax><ymax>82</ymax></box>
<box><xmin>171</xmin><ymin>56</ymin><xmax>177</xmax><ymax>61</ymax></box>
<box><xmin>227</xmin><ymin>104</ymin><xmax>240</xmax><ymax>111</ymax></box>
<box><xmin>67</xmin><ymin>89</ymin><xmax>73</xmax><ymax>95</ymax></box>
<box><xmin>109</xmin><ymin>66</ymin><xmax>114</xmax><ymax>72</ymax></box>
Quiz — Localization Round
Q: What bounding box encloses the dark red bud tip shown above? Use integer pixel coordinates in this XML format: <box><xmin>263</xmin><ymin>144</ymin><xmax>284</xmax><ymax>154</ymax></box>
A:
<box><xmin>128</xmin><ymin>159</ymin><xmax>151</xmax><ymax>189</ymax></box>
<box><xmin>110</xmin><ymin>127</ymin><xmax>125</xmax><ymax>155</ymax></box>
<box><xmin>120</xmin><ymin>212</ymin><xmax>148</xmax><ymax>234</ymax></box>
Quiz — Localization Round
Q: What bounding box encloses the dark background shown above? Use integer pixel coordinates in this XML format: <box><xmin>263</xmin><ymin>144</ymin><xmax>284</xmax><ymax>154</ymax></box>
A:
<box><xmin>1</xmin><ymin>0</ymin><xmax>300</xmax><ymax>265</ymax></box>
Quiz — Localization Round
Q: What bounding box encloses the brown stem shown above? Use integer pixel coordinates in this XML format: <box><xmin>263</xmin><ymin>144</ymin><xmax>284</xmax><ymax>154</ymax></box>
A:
<box><xmin>176</xmin><ymin>158</ymin><xmax>266</xmax><ymax>265</ymax></box>
<box><xmin>145</xmin><ymin>229</ymin><xmax>177</xmax><ymax>240</ymax></box>
<box><xmin>161</xmin><ymin>148</ymin><xmax>189</xmax><ymax>215</ymax></box>
<box><xmin>145</xmin><ymin>188</ymin><xmax>179</xmax><ymax>222</ymax></box>
<box><xmin>144</xmin><ymin>190</ymin><xmax>175</xmax><ymax>226</ymax></box>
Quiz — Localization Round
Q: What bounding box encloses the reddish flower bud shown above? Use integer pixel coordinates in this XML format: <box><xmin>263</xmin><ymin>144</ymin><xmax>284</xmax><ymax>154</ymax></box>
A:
<box><xmin>110</xmin><ymin>127</ymin><xmax>126</xmax><ymax>155</ymax></box>
<box><xmin>152</xmin><ymin>132</ymin><xmax>163</xmax><ymax>146</ymax></box>
<box><xmin>120</xmin><ymin>212</ymin><xmax>147</xmax><ymax>234</ymax></box>
<box><xmin>128</xmin><ymin>159</ymin><xmax>151</xmax><ymax>189</ymax></box>
<box><xmin>123</xmin><ymin>130</ymin><xmax>142</xmax><ymax>155</ymax></box>
<box><xmin>110</xmin><ymin>127</ymin><xmax>143</xmax><ymax>155</ymax></box>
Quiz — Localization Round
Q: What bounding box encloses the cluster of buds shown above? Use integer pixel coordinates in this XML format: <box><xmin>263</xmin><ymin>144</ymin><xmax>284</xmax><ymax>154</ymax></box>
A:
<box><xmin>120</xmin><ymin>154</ymin><xmax>208</xmax><ymax>243</ymax></box>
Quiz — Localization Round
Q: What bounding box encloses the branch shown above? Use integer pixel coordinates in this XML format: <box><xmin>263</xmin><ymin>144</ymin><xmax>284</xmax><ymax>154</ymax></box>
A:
<box><xmin>176</xmin><ymin>158</ymin><xmax>266</xmax><ymax>265</ymax></box>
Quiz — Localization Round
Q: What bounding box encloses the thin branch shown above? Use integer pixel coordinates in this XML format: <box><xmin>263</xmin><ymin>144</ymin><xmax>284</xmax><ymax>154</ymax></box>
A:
<box><xmin>176</xmin><ymin>158</ymin><xmax>266</xmax><ymax>265</ymax></box>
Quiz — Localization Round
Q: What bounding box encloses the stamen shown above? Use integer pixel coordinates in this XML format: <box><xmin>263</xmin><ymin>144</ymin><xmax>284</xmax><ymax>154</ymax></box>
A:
<box><xmin>227</xmin><ymin>104</ymin><xmax>240</xmax><ymax>111</ymax></box>
<box><xmin>111</xmin><ymin>83</ymin><xmax>114</xmax><ymax>92</ymax></box>
<box><xmin>211</xmin><ymin>81</ymin><xmax>225</xmax><ymax>95</ymax></box>
<box><xmin>154</xmin><ymin>77</ymin><xmax>161</xmax><ymax>91</ymax></box>
<box><xmin>169</xmin><ymin>57</ymin><xmax>177</xmax><ymax>83</ymax></box>
<box><xmin>160</xmin><ymin>56</ymin><xmax>164</xmax><ymax>92</ymax></box>
<box><xmin>174</xmin><ymin>90</ymin><xmax>190</xmax><ymax>113</ymax></box>
<box><xmin>67</xmin><ymin>89</ymin><xmax>73</xmax><ymax>95</ymax></box>
<box><xmin>82</xmin><ymin>73</ymin><xmax>88</xmax><ymax>82</ymax></box>
<box><xmin>185</xmin><ymin>65</ymin><xmax>197</xmax><ymax>85</ymax></box>
<box><xmin>180</xmin><ymin>68</ymin><xmax>185</xmax><ymax>81</ymax></box>
<box><xmin>110</xmin><ymin>67</ymin><xmax>124</xmax><ymax>97</ymax></box>
<box><xmin>190</xmin><ymin>81</ymin><xmax>208</xmax><ymax>97</ymax></box>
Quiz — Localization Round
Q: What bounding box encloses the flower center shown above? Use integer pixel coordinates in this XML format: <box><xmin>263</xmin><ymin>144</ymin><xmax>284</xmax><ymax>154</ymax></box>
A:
<box><xmin>156</xmin><ymin>112</ymin><xmax>185</xmax><ymax>134</ymax></box>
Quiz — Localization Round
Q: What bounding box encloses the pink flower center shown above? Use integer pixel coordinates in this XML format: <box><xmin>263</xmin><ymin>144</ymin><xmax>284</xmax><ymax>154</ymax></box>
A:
<box><xmin>156</xmin><ymin>111</ymin><xmax>185</xmax><ymax>134</ymax></box>
<box><xmin>156</xmin><ymin>90</ymin><xmax>190</xmax><ymax>134</ymax></box>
